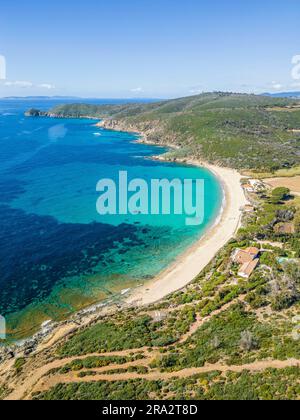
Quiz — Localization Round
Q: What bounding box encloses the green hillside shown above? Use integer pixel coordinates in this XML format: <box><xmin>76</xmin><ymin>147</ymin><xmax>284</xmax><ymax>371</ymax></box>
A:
<box><xmin>47</xmin><ymin>93</ymin><xmax>300</xmax><ymax>172</ymax></box>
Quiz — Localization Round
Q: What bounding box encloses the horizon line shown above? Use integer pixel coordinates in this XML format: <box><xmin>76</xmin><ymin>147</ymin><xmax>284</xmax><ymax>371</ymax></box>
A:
<box><xmin>1</xmin><ymin>90</ymin><xmax>300</xmax><ymax>100</ymax></box>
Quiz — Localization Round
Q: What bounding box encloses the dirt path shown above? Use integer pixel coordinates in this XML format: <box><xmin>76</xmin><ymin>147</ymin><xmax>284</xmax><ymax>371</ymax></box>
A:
<box><xmin>3</xmin><ymin>296</ymin><xmax>246</xmax><ymax>401</ymax></box>
<box><xmin>3</xmin><ymin>348</ymin><xmax>154</xmax><ymax>401</ymax></box>
<box><xmin>27</xmin><ymin>358</ymin><xmax>300</xmax><ymax>399</ymax></box>
<box><xmin>178</xmin><ymin>297</ymin><xmax>244</xmax><ymax>344</ymax></box>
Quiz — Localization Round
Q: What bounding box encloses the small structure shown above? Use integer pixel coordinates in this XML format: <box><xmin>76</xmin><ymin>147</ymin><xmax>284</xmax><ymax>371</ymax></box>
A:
<box><xmin>243</xmin><ymin>204</ymin><xmax>255</xmax><ymax>213</ymax></box>
<box><xmin>249</xmin><ymin>179</ymin><xmax>265</xmax><ymax>192</ymax></box>
<box><xmin>238</xmin><ymin>259</ymin><xmax>260</xmax><ymax>279</ymax></box>
<box><xmin>243</xmin><ymin>184</ymin><xmax>254</xmax><ymax>193</ymax></box>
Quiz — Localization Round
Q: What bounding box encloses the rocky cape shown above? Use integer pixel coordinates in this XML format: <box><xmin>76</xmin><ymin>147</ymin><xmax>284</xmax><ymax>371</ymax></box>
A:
<box><xmin>96</xmin><ymin>119</ymin><xmax>186</xmax><ymax>151</ymax></box>
<box><xmin>24</xmin><ymin>109</ymin><xmax>100</xmax><ymax>120</ymax></box>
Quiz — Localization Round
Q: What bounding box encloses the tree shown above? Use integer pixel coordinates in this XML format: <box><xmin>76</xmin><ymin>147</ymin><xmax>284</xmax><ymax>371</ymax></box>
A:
<box><xmin>276</xmin><ymin>209</ymin><xmax>294</xmax><ymax>222</ymax></box>
<box><xmin>270</xmin><ymin>262</ymin><xmax>300</xmax><ymax>310</ymax></box>
<box><xmin>270</xmin><ymin>187</ymin><xmax>290</xmax><ymax>204</ymax></box>
<box><xmin>284</xmin><ymin>262</ymin><xmax>300</xmax><ymax>286</ymax></box>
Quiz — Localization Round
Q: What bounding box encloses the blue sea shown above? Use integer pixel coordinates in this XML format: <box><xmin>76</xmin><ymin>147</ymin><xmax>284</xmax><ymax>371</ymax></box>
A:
<box><xmin>0</xmin><ymin>99</ymin><xmax>223</xmax><ymax>340</ymax></box>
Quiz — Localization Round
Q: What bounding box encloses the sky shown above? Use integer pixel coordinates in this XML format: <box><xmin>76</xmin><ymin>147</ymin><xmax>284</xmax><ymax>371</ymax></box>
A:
<box><xmin>0</xmin><ymin>0</ymin><xmax>300</xmax><ymax>98</ymax></box>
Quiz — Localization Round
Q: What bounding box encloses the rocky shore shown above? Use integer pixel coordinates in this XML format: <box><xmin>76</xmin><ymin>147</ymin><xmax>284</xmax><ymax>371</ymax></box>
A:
<box><xmin>0</xmin><ymin>296</ymin><xmax>134</xmax><ymax>364</ymax></box>
<box><xmin>96</xmin><ymin>119</ymin><xmax>185</xmax><ymax>151</ymax></box>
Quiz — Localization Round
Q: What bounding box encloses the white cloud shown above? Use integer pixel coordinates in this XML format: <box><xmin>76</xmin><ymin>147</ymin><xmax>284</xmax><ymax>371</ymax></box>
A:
<box><xmin>291</xmin><ymin>55</ymin><xmax>300</xmax><ymax>81</ymax></box>
<box><xmin>4</xmin><ymin>80</ymin><xmax>33</xmax><ymax>88</ymax></box>
<box><xmin>130</xmin><ymin>87</ymin><xmax>144</xmax><ymax>93</ymax></box>
<box><xmin>38</xmin><ymin>83</ymin><xmax>56</xmax><ymax>90</ymax></box>
<box><xmin>271</xmin><ymin>81</ymin><xmax>283</xmax><ymax>90</ymax></box>
<box><xmin>1</xmin><ymin>80</ymin><xmax>56</xmax><ymax>90</ymax></box>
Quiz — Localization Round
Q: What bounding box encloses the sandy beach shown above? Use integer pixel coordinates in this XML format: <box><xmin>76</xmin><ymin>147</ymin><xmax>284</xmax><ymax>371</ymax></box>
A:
<box><xmin>127</xmin><ymin>161</ymin><xmax>248</xmax><ymax>306</ymax></box>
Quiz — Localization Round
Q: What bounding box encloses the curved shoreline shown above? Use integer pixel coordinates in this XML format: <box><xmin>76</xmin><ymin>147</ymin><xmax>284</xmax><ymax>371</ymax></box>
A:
<box><xmin>126</xmin><ymin>160</ymin><xmax>247</xmax><ymax>306</ymax></box>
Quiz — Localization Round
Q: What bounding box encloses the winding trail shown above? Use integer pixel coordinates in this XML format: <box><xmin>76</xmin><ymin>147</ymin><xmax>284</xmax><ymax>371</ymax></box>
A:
<box><xmin>4</xmin><ymin>349</ymin><xmax>153</xmax><ymax>401</ymax></box>
<box><xmin>178</xmin><ymin>297</ymin><xmax>245</xmax><ymax>344</ymax></box>
<box><xmin>25</xmin><ymin>359</ymin><xmax>300</xmax><ymax>400</ymax></box>
<box><xmin>3</xmin><ymin>296</ymin><xmax>247</xmax><ymax>400</ymax></box>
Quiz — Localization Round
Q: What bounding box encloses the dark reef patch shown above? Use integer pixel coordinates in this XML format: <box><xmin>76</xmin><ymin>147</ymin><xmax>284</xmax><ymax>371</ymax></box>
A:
<box><xmin>0</xmin><ymin>205</ymin><xmax>150</xmax><ymax>317</ymax></box>
<box><xmin>0</xmin><ymin>178</ymin><xmax>27</xmax><ymax>203</ymax></box>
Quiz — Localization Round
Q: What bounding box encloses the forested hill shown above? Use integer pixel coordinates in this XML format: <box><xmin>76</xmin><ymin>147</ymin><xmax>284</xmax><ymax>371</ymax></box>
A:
<box><xmin>31</xmin><ymin>93</ymin><xmax>300</xmax><ymax>171</ymax></box>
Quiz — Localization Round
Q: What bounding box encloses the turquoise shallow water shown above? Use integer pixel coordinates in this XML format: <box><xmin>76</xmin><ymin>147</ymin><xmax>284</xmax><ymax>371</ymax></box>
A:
<box><xmin>0</xmin><ymin>99</ymin><xmax>223</xmax><ymax>340</ymax></box>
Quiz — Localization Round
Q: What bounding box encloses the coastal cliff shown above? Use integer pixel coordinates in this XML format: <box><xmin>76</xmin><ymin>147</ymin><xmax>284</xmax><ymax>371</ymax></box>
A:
<box><xmin>96</xmin><ymin>118</ymin><xmax>184</xmax><ymax>151</ymax></box>
<box><xmin>25</xmin><ymin>92</ymin><xmax>300</xmax><ymax>171</ymax></box>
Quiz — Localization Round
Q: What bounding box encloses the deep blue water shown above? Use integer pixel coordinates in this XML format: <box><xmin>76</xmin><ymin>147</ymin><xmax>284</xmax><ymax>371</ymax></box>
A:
<box><xmin>0</xmin><ymin>99</ymin><xmax>222</xmax><ymax>339</ymax></box>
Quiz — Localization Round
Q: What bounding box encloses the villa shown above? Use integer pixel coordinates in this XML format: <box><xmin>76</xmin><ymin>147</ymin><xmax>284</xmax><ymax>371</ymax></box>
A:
<box><xmin>232</xmin><ymin>247</ymin><xmax>260</xmax><ymax>278</ymax></box>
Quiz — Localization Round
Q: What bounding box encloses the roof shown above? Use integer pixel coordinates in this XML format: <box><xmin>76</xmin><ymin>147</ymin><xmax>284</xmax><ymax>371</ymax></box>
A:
<box><xmin>233</xmin><ymin>250</ymin><xmax>254</xmax><ymax>264</ymax></box>
<box><xmin>232</xmin><ymin>247</ymin><xmax>259</xmax><ymax>264</ymax></box>
<box><xmin>249</xmin><ymin>179</ymin><xmax>261</xmax><ymax>186</ymax></box>
<box><xmin>238</xmin><ymin>258</ymin><xmax>259</xmax><ymax>278</ymax></box>
<box><xmin>245</xmin><ymin>247</ymin><xmax>260</xmax><ymax>256</ymax></box>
